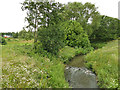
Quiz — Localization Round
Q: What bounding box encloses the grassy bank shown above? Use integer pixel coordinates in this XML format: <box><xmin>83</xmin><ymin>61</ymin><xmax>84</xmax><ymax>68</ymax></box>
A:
<box><xmin>1</xmin><ymin>38</ymin><xmax>93</xmax><ymax>88</ymax></box>
<box><xmin>85</xmin><ymin>40</ymin><xmax>118</xmax><ymax>88</ymax></box>
<box><xmin>2</xmin><ymin>39</ymin><xmax>69</xmax><ymax>88</ymax></box>
<box><xmin>2</xmin><ymin>38</ymin><xmax>118</xmax><ymax>88</ymax></box>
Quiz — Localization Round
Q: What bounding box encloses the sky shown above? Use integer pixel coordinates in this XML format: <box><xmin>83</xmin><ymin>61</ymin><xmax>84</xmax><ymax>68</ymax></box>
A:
<box><xmin>0</xmin><ymin>0</ymin><xmax>119</xmax><ymax>32</ymax></box>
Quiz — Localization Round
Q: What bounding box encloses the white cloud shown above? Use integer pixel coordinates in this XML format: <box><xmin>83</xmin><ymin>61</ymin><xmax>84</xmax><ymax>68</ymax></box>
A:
<box><xmin>0</xmin><ymin>0</ymin><xmax>26</xmax><ymax>33</ymax></box>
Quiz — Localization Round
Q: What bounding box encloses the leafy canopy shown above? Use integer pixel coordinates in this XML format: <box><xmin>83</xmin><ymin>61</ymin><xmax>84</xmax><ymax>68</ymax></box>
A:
<box><xmin>60</xmin><ymin>20</ymin><xmax>91</xmax><ymax>48</ymax></box>
<box><xmin>37</xmin><ymin>24</ymin><xmax>65</xmax><ymax>54</ymax></box>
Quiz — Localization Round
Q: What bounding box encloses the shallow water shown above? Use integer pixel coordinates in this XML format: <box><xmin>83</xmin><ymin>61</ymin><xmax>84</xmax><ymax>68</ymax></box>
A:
<box><xmin>67</xmin><ymin>55</ymin><xmax>85</xmax><ymax>68</ymax></box>
<box><xmin>64</xmin><ymin>55</ymin><xmax>98</xmax><ymax>88</ymax></box>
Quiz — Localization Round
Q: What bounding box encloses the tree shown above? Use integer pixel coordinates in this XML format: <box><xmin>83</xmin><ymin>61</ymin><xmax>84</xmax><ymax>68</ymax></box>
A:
<box><xmin>21</xmin><ymin>0</ymin><xmax>64</xmax><ymax>49</ymax></box>
<box><xmin>21</xmin><ymin>0</ymin><xmax>42</xmax><ymax>45</ymax></box>
<box><xmin>118</xmin><ymin>20</ymin><xmax>120</xmax><ymax>37</ymax></box>
<box><xmin>18</xmin><ymin>29</ymin><xmax>27</xmax><ymax>39</ymax></box>
<box><xmin>91</xmin><ymin>15</ymin><xmax>119</xmax><ymax>41</ymax></box>
<box><xmin>60</xmin><ymin>20</ymin><xmax>91</xmax><ymax>48</ymax></box>
<box><xmin>12</xmin><ymin>32</ymin><xmax>18</xmax><ymax>38</ymax></box>
<box><xmin>63</xmin><ymin>2</ymin><xmax>101</xmax><ymax>37</ymax></box>
<box><xmin>37</xmin><ymin>24</ymin><xmax>65</xmax><ymax>54</ymax></box>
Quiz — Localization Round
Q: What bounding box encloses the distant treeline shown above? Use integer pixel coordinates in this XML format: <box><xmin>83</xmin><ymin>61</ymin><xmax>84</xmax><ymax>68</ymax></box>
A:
<box><xmin>1</xmin><ymin>32</ymin><xmax>13</xmax><ymax>37</ymax></box>
<box><xmin>1</xmin><ymin>30</ymin><xmax>34</xmax><ymax>40</ymax></box>
<box><xmin>1</xmin><ymin>1</ymin><xmax>120</xmax><ymax>54</ymax></box>
<box><xmin>1</xmin><ymin>14</ymin><xmax>120</xmax><ymax>42</ymax></box>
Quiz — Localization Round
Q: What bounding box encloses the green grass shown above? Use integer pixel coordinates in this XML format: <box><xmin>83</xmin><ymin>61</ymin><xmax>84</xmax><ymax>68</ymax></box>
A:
<box><xmin>0</xmin><ymin>44</ymin><xmax>2</xmax><ymax>89</ymax></box>
<box><xmin>3</xmin><ymin>38</ymin><xmax>117</xmax><ymax>88</ymax></box>
<box><xmin>58</xmin><ymin>46</ymin><xmax>77</xmax><ymax>63</ymax></box>
<box><xmin>85</xmin><ymin>40</ymin><xmax>118</xmax><ymax>88</ymax></box>
<box><xmin>91</xmin><ymin>41</ymin><xmax>107</xmax><ymax>49</ymax></box>
<box><xmin>2</xmin><ymin>39</ymin><xmax>69</xmax><ymax>88</ymax></box>
<box><xmin>58</xmin><ymin>46</ymin><xmax>93</xmax><ymax>64</ymax></box>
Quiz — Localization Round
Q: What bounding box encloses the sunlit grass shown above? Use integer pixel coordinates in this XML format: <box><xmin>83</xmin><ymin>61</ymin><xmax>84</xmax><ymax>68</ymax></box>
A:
<box><xmin>85</xmin><ymin>40</ymin><xmax>118</xmax><ymax>88</ymax></box>
<box><xmin>58</xmin><ymin>46</ymin><xmax>76</xmax><ymax>63</ymax></box>
<box><xmin>2</xmin><ymin>39</ymin><xmax>69</xmax><ymax>88</ymax></box>
<box><xmin>0</xmin><ymin>44</ymin><xmax>2</xmax><ymax>89</ymax></box>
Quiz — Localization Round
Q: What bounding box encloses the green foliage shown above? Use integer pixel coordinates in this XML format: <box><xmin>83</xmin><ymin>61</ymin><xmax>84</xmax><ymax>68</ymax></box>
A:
<box><xmin>0</xmin><ymin>37</ymin><xmax>7</xmax><ymax>45</ymax></box>
<box><xmin>22</xmin><ymin>0</ymin><xmax>64</xmax><ymax>44</ymax></box>
<box><xmin>91</xmin><ymin>42</ymin><xmax>107</xmax><ymax>49</ymax></box>
<box><xmin>1</xmin><ymin>32</ymin><xmax>12</xmax><ymax>37</ymax></box>
<box><xmin>2</xmin><ymin>39</ymin><xmax>69</xmax><ymax>88</ymax></box>
<box><xmin>12</xmin><ymin>32</ymin><xmax>18</xmax><ymax>38</ymax></box>
<box><xmin>60</xmin><ymin>20</ymin><xmax>91</xmax><ymax>48</ymax></box>
<box><xmin>37</xmin><ymin>25</ymin><xmax>65</xmax><ymax>54</ymax></box>
<box><xmin>18</xmin><ymin>29</ymin><xmax>33</xmax><ymax>40</ymax></box>
<box><xmin>118</xmin><ymin>20</ymin><xmax>120</xmax><ymax>37</ymax></box>
<box><xmin>47</xmin><ymin>60</ymin><xmax>69</xmax><ymax>88</ymax></box>
<box><xmin>25</xmin><ymin>30</ymin><xmax>34</xmax><ymax>40</ymax></box>
<box><xmin>91</xmin><ymin>15</ymin><xmax>119</xmax><ymax>41</ymax></box>
<box><xmin>58</xmin><ymin>46</ymin><xmax>76</xmax><ymax>63</ymax></box>
<box><xmin>58</xmin><ymin>46</ymin><xmax>93</xmax><ymax>63</ymax></box>
<box><xmin>63</xmin><ymin>2</ymin><xmax>101</xmax><ymax>37</ymax></box>
<box><xmin>18</xmin><ymin>30</ymin><xmax>27</xmax><ymax>39</ymax></box>
<box><xmin>85</xmin><ymin>40</ymin><xmax>118</xmax><ymax>88</ymax></box>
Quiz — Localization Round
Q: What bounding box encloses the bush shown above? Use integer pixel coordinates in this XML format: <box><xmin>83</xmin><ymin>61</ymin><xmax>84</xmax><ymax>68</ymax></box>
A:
<box><xmin>60</xmin><ymin>20</ymin><xmax>91</xmax><ymax>48</ymax></box>
<box><xmin>37</xmin><ymin>25</ymin><xmax>65</xmax><ymax>55</ymax></box>
<box><xmin>12</xmin><ymin>32</ymin><xmax>18</xmax><ymax>38</ymax></box>
<box><xmin>18</xmin><ymin>30</ymin><xmax>34</xmax><ymax>40</ymax></box>
<box><xmin>18</xmin><ymin>30</ymin><xmax>27</xmax><ymax>39</ymax></box>
<box><xmin>0</xmin><ymin>37</ymin><xmax>7</xmax><ymax>45</ymax></box>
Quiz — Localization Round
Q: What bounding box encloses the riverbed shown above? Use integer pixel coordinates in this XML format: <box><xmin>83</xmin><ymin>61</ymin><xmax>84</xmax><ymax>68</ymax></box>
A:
<box><xmin>64</xmin><ymin>55</ymin><xmax>98</xmax><ymax>88</ymax></box>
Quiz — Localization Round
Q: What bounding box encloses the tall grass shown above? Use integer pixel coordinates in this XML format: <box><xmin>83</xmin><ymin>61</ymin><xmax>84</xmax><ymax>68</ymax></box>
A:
<box><xmin>85</xmin><ymin>40</ymin><xmax>118</xmax><ymax>88</ymax></box>
<box><xmin>2</xmin><ymin>39</ymin><xmax>69</xmax><ymax>88</ymax></box>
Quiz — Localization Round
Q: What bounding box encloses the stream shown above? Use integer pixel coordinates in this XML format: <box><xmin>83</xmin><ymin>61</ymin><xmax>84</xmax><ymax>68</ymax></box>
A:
<box><xmin>64</xmin><ymin>55</ymin><xmax>98</xmax><ymax>88</ymax></box>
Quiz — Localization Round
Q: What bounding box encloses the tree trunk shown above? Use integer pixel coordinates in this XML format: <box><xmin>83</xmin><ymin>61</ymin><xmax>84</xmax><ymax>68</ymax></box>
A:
<box><xmin>34</xmin><ymin>2</ymin><xmax>38</xmax><ymax>50</ymax></box>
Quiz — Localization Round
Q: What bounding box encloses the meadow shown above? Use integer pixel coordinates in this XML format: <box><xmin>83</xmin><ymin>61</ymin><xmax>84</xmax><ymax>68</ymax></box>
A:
<box><xmin>1</xmin><ymin>38</ymin><xmax>119</xmax><ymax>88</ymax></box>
<box><xmin>1</xmin><ymin>39</ymin><xmax>69</xmax><ymax>88</ymax></box>
<box><xmin>85</xmin><ymin>40</ymin><xmax>119</xmax><ymax>88</ymax></box>
<box><xmin>1</xmin><ymin>0</ymin><xmax>120</xmax><ymax>88</ymax></box>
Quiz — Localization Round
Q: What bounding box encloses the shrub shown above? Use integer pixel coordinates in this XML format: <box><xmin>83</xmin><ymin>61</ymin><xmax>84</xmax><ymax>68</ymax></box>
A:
<box><xmin>0</xmin><ymin>37</ymin><xmax>7</xmax><ymax>45</ymax></box>
<box><xmin>18</xmin><ymin>30</ymin><xmax>34</xmax><ymax>40</ymax></box>
<box><xmin>18</xmin><ymin>30</ymin><xmax>27</xmax><ymax>39</ymax></box>
<box><xmin>37</xmin><ymin>25</ymin><xmax>65</xmax><ymax>55</ymax></box>
<box><xmin>12</xmin><ymin>32</ymin><xmax>18</xmax><ymax>38</ymax></box>
<box><xmin>60</xmin><ymin>20</ymin><xmax>91</xmax><ymax>48</ymax></box>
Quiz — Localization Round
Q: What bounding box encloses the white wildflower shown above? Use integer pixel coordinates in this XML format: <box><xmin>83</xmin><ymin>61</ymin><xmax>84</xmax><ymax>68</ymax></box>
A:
<box><xmin>22</xmin><ymin>77</ymin><xmax>26</xmax><ymax>80</ymax></box>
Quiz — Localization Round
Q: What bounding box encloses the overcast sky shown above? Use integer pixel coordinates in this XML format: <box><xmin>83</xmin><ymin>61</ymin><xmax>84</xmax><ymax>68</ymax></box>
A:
<box><xmin>0</xmin><ymin>0</ymin><xmax>119</xmax><ymax>32</ymax></box>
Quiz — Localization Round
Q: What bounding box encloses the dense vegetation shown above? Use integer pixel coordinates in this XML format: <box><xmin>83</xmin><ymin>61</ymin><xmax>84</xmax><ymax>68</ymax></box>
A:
<box><xmin>60</xmin><ymin>20</ymin><xmax>91</xmax><ymax>48</ymax></box>
<box><xmin>1</xmin><ymin>0</ymin><xmax>119</xmax><ymax>88</ymax></box>
<box><xmin>91</xmin><ymin>15</ymin><xmax>119</xmax><ymax>41</ymax></box>
<box><xmin>2</xmin><ymin>39</ymin><xmax>69</xmax><ymax>88</ymax></box>
<box><xmin>37</xmin><ymin>24</ymin><xmax>65</xmax><ymax>54</ymax></box>
<box><xmin>0</xmin><ymin>36</ymin><xmax>7</xmax><ymax>45</ymax></box>
<box><xmin>85</xmin><ymin>40</ymin><xmax>119</xmax><ymax>88</ymax></box>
